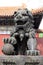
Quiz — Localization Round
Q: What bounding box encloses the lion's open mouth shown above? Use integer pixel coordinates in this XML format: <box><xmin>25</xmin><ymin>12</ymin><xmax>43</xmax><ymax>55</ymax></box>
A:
<box><xmin>16</xmin><ymin>20</ymin><xmax>27</xmax><ymax>25</ymax></box>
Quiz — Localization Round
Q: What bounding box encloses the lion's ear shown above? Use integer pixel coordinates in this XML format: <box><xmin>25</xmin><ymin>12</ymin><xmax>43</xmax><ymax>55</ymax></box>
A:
<box><xmin>24</xmin><ymin>8</ymin><xmax>29</xmax><ymax>13</ymax></box>
<box><xmin>28</xmin><ymin>11</ymin><xmax>34</xmax><ymax>20</ymax></box>
<box><xmin>24</xmin><ymin>8</ymin><xmax>34</xmax><ymax>20</ymax></box>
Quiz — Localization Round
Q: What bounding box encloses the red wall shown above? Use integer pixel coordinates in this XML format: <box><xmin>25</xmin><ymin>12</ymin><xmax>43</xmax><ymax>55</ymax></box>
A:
<box><xmin>0</xmin><ymin>34</ymin><xmax>43</xmax><ymax>55</ymax></box>
<box><xmin>37</xmin><ymin>38</ymin><xmax>43</xmax><ymax>55</ymax></box>
<box><xmin>0</xmin><ymin>34</ymin><xmax>10</xmax><ymax>55</ymax></box>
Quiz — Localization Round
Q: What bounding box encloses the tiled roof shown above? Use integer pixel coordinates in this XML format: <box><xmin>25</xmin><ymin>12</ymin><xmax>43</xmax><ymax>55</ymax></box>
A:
<box><xmin>0</xmin><ymin>7</ymin><xmax>22</xmax><ymax>16</ymax></box>
<box><xmin>31</xmin><ymin>7</ymin><xmax>43</xmax><ymax>15</ymax></box>
<box><xmin>0</xmin><ymin>4</ymin><xmax>26</xmax><ymax>16</ymax></box>
<box><xmin>0</xmin><ymin>6</ymin><xmax>43</xmax><ymax>16</ymax></box>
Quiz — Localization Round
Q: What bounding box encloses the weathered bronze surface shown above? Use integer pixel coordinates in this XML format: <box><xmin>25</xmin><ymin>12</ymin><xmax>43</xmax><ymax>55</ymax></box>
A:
<box><xmin>2</xmin><ymin>8</ymin><xmax>40</xmax><ymax>55</ymax></box>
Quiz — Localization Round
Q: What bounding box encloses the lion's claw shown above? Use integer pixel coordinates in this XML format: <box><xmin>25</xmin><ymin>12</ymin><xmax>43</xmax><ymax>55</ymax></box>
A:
<box><xmin>3</xmin><ymin>37</ymin><xmax>17</xmax><ymax>45</ymax></box>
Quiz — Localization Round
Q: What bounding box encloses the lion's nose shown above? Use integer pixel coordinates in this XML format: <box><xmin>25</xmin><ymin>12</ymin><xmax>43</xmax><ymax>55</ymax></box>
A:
<box><xmin>17</xmin><ymin>14</ymin><xmax>22</xmax><ymax>19</ymax></box>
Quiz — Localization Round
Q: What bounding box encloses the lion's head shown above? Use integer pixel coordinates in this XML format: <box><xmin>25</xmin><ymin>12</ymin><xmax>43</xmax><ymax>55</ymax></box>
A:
<box><xmin>14</xmin><ymin>9</ymin><xmax>34</xmax><ymax>25</ymax></box>
<box><xmin>14</xmin><ymin>9</ymin><xmax>34</xmax><ymax>32</ymax></box>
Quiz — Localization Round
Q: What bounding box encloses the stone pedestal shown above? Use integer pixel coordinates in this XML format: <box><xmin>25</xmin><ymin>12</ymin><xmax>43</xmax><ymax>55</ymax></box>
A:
<box><xmin>0</xmin><ymin>55</ymin><xmax>43</xmax><ymax>65</ymax></box>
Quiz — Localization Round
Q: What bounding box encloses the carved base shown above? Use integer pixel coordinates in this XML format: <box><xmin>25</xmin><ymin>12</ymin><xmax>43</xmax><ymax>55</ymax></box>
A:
<box><xmin>26</xmin><ymin>50</ymin><xmax>40</xmax><ymax>56</ymax></box>
<box><xmin>0</xmin><ymin>55</ymin><xmax>42</xmax><ymax>65</ymax></box>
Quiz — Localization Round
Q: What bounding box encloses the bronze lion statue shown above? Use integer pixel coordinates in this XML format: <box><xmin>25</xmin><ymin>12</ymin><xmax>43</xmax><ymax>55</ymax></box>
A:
<box><xmin>2</xmin><ymin>8</ymin><xmax>39</xmax><ymax>55</ymax></box>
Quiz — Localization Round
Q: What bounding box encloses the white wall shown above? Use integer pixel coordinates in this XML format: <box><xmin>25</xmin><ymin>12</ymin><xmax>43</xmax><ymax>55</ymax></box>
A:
<box><xmin>39</xmin><ymin>18</ymin><xmax>43</xmax><ymax>29</ymax></box>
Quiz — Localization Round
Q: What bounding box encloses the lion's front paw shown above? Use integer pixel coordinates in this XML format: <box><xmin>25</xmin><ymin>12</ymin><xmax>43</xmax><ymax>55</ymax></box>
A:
<box><xmin>3</xmin><ymin>37</ymin><xmax>17</xmax><ymax>45</ymax></box>
<box><xmin>2</xmin><ymin>44</ymin><xmax>15</xmax><ymax>55</ymax></box>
